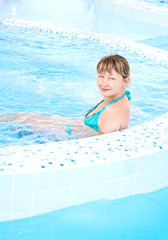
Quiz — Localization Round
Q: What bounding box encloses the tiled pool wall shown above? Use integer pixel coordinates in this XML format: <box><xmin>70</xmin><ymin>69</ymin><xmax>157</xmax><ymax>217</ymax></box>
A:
<box><xmin>0</xmin><ymin>112</ymin><xmax>168</xmax><ymax>222</ymax></box>
<box><xmin>95</xmin><ymin>0</ymin><xmax>168</xmax><ymax>27</ymax></box>
<box><xmin>0</xmin><ymin>1</ymin><xmax>168</xmax><ymax>222</ymax></box>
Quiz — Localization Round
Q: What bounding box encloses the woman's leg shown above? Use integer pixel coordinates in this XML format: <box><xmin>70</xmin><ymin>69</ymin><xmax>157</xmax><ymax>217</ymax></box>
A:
<box><xmin>0</xmin><ymin>112</ymin><xmax>99</xmax><ymax>139</ymax></box>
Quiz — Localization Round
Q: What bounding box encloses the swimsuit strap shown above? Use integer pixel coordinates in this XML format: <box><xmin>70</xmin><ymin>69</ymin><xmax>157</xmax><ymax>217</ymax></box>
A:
<box><xmin>85</xmin><ymin>91</ymin><xmax>131</xmax><ymax>118</ymax></box>
<box><xmin>103</xmin><ymin>90</ymin><xmax>131</xmax><ymax>110</ymax></box>
<box><xmin>126</xmin><ymin>90</ymin><xmax>131</xmax><ymax>100</ymax></box>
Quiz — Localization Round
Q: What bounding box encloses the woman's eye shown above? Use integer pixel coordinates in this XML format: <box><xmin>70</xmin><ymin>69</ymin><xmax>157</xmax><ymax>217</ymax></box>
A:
<box><xmin>110</xmin><ymin>77</ymin><xmax>115</xmax><ymax>80</ymax></box>
<box><xmin>99</xmin><ymin>75</ymin><xmax>103</xmax><ymax>78</ymax></box>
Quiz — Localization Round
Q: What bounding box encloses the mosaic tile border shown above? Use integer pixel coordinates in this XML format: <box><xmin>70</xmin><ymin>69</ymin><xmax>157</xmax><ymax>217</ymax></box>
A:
<box><xmin>0</xmin><ymin>112</ymin><xmax>167</xmax><ymax>174</ymax></box>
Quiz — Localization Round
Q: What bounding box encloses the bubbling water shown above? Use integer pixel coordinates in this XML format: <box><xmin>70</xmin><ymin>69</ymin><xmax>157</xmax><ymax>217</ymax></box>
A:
<box><xmin>0</xmin><ymin>19</ymin><xmax>168</xmax><ymax>146</ymax></box>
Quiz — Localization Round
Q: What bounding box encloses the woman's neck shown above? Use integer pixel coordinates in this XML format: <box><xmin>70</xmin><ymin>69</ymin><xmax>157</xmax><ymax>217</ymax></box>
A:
<box><xmin>103</xmin><ymin>90</ymin><xmax>126</xmax><ymax>104</ymax></box>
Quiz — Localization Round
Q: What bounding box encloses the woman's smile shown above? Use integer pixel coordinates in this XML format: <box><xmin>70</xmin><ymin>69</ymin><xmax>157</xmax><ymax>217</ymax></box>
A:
<box><xmin>101</xmin><ymin>88</ymin><xmax>110</xmax><ymax>92</ymax></box>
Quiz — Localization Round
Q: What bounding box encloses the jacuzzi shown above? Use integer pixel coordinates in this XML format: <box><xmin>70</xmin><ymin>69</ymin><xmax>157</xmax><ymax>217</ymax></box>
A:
<box><xmin>0</xmin><ymin>0</ymin><xmax>168</xmax><ymax>225</ymax></box>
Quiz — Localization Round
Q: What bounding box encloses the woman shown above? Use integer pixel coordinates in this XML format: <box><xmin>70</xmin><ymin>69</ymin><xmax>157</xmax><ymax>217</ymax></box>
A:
<box><xmin>85</xmin><ymin>54</ymin><xmax>131</xmax><ymax>134</ymax></box>
<box><xmin>0</xmin><ymin>54</ymin><xmax>131</xmax><ymax>140</ymax></box>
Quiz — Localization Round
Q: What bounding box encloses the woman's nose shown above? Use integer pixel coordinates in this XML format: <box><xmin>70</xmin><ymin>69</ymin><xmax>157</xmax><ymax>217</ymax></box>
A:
<box><xmin>102</xmin><ymin>76</ymin><xmax>108</xmax><ymax>85</ymax></box>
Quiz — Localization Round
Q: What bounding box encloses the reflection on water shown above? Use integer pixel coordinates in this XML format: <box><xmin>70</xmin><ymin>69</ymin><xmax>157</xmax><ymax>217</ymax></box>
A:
<box><xmin>0</xmin><ymin>0</ymin><xmax>94</xmax><ymax>25</ymax></box>
<box><xmin>0</xmin><ymin>0</ymin><xmax>168</xmax><ymax>41</ymax></box>
<box><xmin>1</xmin><ymin>186</ymin><xmax>168</xmax><ymax>240</ymax></box>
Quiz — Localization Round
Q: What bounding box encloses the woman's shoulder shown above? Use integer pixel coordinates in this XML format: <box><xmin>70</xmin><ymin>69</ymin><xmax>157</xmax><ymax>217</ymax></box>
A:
<box><xmin>107</xmin><ymin>96</ymin><xmax>129</xmax><ymax>114</ymax></box>
<box><xmin>99</xmin><ymin>99</ymin><xmax>130</xmax><ymax>133</ymax></box>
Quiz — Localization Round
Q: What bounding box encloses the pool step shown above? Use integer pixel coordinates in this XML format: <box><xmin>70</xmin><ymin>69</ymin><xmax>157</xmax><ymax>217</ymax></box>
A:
<box><xmin>138</xmin><ymin>35</ymin><xmax>168</xmax><ymax>51</ymax></box>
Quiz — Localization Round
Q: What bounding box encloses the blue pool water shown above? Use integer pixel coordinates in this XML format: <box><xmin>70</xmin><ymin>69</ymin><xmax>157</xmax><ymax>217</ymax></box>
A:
<box><xmin>0</xmin><ymin>186</ymin><xmax>168</xmax><ymax>240</ymax></box>
<box><xmin>0</xmin><ymin>0</ymin><xmax>168</xmax><ymax>239</ymax></box>
<box><xmin>0</xmin><ymin>20</ymin><xmax>168</xmax><ymax>145</ymax></box>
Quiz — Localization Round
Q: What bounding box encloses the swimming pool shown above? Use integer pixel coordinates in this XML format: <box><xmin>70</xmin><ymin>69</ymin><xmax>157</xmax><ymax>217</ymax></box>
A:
<box><xmin>0</xmin><ymin>0</ymin><xmax>168</xmax><ymax>239</ymax></box>
<box><xmin>0</xmin><ymin>16</ymin><xmax>168</xmax><ymax>145</ymax></box>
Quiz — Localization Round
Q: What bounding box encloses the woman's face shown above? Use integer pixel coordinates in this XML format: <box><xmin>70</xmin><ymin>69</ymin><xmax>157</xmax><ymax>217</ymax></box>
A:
<box><xmin>97</xmin><ymin>68</ymin><xmax>128</xmax><ymax>99</ymax></box>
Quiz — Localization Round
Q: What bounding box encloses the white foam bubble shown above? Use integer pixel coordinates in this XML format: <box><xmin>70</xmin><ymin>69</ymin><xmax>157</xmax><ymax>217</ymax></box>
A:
<box><xmin>1</xmin><ymin>17</ymin><xmax>168</xmax><ymax>67</ymax></box>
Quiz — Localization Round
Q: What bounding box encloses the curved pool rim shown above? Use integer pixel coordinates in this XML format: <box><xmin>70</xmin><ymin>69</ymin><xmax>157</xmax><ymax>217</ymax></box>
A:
<box><xmin>95</xmin><ymin>0</ymin><xmax>168</xmax><ymax>26</ymax></box>
<box><xmin>0</xmin><ymin>13</ymin><xmax>168</xmax><ymax>221</ymax></box>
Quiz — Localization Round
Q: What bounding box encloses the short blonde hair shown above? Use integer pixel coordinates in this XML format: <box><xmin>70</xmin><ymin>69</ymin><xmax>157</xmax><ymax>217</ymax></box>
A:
<box><xmin>97</xmin><ymin>54</ymin><xmax>130</xmax><ymax>79</ymax></box>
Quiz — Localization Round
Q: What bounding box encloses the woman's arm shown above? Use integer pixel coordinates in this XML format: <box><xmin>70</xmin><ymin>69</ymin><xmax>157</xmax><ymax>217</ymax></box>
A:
<box><xmin>0</xmin><ymin>112</ymin><xmax>99</xmax><ymax>139</ymax></box>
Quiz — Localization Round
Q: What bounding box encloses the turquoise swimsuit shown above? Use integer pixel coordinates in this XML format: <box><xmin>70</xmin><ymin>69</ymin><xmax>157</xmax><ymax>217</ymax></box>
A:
<box><xmin>84</xmin><ymin>91</ymin><xmax>131</xmax><ymax>132</ymax></box>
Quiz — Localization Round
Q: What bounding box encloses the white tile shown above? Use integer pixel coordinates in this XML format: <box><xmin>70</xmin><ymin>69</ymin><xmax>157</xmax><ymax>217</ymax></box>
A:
<box><xmin>147</xmin><ymin>169</ymin><xmax>160</xmax><ymax>189</ymax></box>
<box><xmin>135</xmin><ymin>173</ymin><xmax>149</xmax><ymax>193</ymax></box>
<box><xmin>0</xmin><ymin>194</ymin><xmax>12</xmax><ymax>214</ymax></box>
<box><xmin>88</xmin><ymin>183</ymin><xmax>105</xmax><ymax>202</ymax></box>
<box><xmin>54</xmin><ymin>169</ymin><xmax>73</xmax><ymax>189</ymax></box>
<box><xmin>160</xmin><ymin>166</ymin><xmax>168</xmax><ymax>186</ymax></box>
<box><xmin>52</xmin><ymin>188</ymin><xmax>71</xmax><ymax>209</ymax></box>
<box><xmin>123</xmin><ymin>158</ymin><xmax>137</xmax><ymax>177</ymax></box>
<box><xmin>72</xmin><ymin>167</ymin><xmax>90</xmax><ymax>187</ymax></box>
<box><xmin>34</xmin><ymin>171</ymin><xmax>53</xmax><ymax>192</ymax></box>
<box><xmin>11</xmin><ymin>212</ymin><xmax>32</xmax><ymax>221</ymax></box>
<box><xmin>14</xmin><ymin>173</ymin><xmax>33</xmax><ymax>193</ymax></box>
<box><xmin>90</xmin><ymin>164</ymin><xmax>107</xmax><ymax>184</ymax></box>
<box><xmin>107</xmin><ymin>161</ymin><xmax>123</xmax><ymax>181</ymax></box>
<box><xmin>120</xmin><ymin>176</ymin><xmax>135</xmax><ymax>197</ymax></box>
<box><xmin>105</xmin><ymin>180</ymin><xmax>120</xmax><ymax>200</ymax></box>
<box><xmin>0</xmin><ymin>175</ymin><xmax>13</xmax><ymax>194</ymax></box>
<box><xmin>32</xmin><ymin>191</ymin><xmax>53</xmax><ymax>212</ymax></box>
<box><xmin>12</xmin><ymin>193</ymin><xmax>32</xmax><ymax>214</ymax></box>
<box><xmin>71</xmin><ymin>186</ymin><xmax>89</xmax><ymax>206</ymax></box>
<box><xmin>0</xmin><ymin>214</ymin><xmax>11</xmax><ymax>222</ymax></box>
